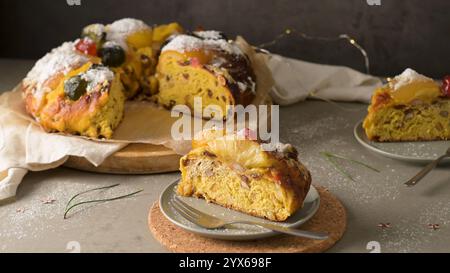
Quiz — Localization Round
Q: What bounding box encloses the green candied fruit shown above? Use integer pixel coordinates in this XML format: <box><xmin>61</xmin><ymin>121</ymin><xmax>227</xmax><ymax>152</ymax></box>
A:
<box><xmin>81</xmin><ymin>23</ymin><xmax>106</xmax><ymax>47</ymax></box>
<box><xmin>64</xmin><ymin>75</ymin><xmax>87</xmax><ymax>100</ymax></box>
<box><xmin>98</xmin><ymin>45</ymin><xmax>126</xmax><ymax>67</ymax></box>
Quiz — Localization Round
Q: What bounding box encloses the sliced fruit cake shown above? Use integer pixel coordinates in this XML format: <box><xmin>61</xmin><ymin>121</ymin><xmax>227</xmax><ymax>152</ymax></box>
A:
<box><xmin>177</xmin><ymin>129</ymin><xmax>311</xmax><ymax>222</ymax></box>
<box><xmin>363</xmin><ymin>69</ymin><xmax>450</xmax><ymax>142</ymax></box>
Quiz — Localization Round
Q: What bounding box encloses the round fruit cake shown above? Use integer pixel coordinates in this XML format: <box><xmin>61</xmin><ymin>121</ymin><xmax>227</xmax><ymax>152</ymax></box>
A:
<box><xmin>22</xmin><ymin>18</ymin><xmax>258</xmax><ymax>138</ymax></box>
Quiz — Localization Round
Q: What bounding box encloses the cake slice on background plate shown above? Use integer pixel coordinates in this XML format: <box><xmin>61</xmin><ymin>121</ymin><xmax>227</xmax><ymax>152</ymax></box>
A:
<box><xmin>177</xmin><ymin>128</ymin><xmax>312</xmax><ymax>222</ymax></box>
<box><xmin>363</xmin><ymin>69</ymin><xmax>450</xmax><ymax>142</ymax></box>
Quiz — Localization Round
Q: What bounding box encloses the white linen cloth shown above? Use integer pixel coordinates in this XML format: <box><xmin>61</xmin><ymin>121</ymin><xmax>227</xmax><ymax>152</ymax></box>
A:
<box><xmin>268</xmin><ymin>54</ymin><xmax>381</xmax><ymax>104</ymax></box>
<box><xmin>0</xmin><ymin>55</ymin><xmax>382</xmax><ymax>201</ymax></box>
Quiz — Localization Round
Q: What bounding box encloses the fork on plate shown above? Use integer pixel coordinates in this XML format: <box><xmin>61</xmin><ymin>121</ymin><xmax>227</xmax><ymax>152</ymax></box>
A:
<box><xmin>171</xmin><ymin>196</ymin><xmax>329</xmax><ymax>240</ymax></box>
<box><xmin>405</xmin><ymin>147</ymin><xmax>450</xmax><ymax>187</ymax></box>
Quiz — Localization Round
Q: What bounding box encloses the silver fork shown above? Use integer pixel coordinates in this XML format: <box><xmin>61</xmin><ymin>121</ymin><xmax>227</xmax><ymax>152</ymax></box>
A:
<box><xmin>171</xmin><ymin>197</ymin><xmax>329</xmax><ymax>240</ymax></box>
<box><xmin>405</xmin><ymin>147</ymin><xmax>450</xmax><ymax>187</ymax></box>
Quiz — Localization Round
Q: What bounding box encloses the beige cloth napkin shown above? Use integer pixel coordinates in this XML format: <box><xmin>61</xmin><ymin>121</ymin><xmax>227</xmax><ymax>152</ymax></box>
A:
<box><xmin>0</xmin><ymin>52</ymin><xmax>382</xmax><ymax>202</ymax></box>
<box><xmin>268</xmin><ymin>54</ymin><xmax>382</xmax><ymax>104</ymax></box>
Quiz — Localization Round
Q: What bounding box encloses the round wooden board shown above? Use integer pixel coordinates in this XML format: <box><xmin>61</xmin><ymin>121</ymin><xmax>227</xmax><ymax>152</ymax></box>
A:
<box><xmin>148</xmin><ymin>186</ymin><xmax>347</xmax><ymax>253</ymax></box>
<box><xmin>64</xmin><ymin>143</ymin><xmax>181</xmax><ymax>174</ymax></box>
<box><xmin>64</xmin><ymin>95</ymin><xmax>272</xmax><ymax>175</ymax></box>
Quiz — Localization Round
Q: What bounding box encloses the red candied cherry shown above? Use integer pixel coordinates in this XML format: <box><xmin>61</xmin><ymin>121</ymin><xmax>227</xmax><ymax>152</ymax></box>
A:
<box><xmin>75</xmin><ymin>38</ymin><xmax>97</xmax><ymax>56</ymax></box>
<box><xmin>190</xmin><ymin>57</ymin><xmax>201</xmax><ymax>67</ymax></box>
<box><xmin>270</xmin><ymin>169</ymin><xmax>283</xmax><ymax>183</ymax></box>
<box><xmin>442</xmin><ymin>75</ymin><xmax>450</xmax><ymax>97</ymax></box>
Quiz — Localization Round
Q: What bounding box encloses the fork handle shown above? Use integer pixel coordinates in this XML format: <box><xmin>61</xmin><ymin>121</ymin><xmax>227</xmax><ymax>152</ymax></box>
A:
<box><xmin>236</xmin><ymin>221</ymin><xmax>329</xmax><ymax>240</ymax></box>
<box><xmin>404</xmin><ymin>154</ymin><xmax>449</xmax><ymax>187</ymax></box>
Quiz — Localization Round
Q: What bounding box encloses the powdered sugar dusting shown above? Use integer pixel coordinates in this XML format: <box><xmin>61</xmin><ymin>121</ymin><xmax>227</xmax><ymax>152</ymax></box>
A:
<box><xmin>24</xmin><ymin>41</ymin><xmax>89</xmax><ymax>99</ymax></box>
<box><xmin>282</xmin><ymin>114</ymin><xmax>401</xmax><ymax>204</ymax></box>
<box><xmin>237</xmin><ymin>81</ymin><xmax>247</xmax><ymax>91</ymax></box>
<box><xmin>162</xmin><ymin>35</ymin><xmax>204</xmax><ymax>53</ymax></box>
<box><xmin>248</xmin><ymin>76</ymin><xmax>256</xmax><ymax>94</ymax></box>
<box><xmin>81</xmin><ymin>66</ymin><xmax>114</xmax><ymax>93</ymax></box>
<box><xmin>83</xmin><ymin>23</ymin><xmax>105</xmax><ymax>38</ymax></box>
<box><xmin>106</xmin><ymin>18</ymin><xmax>151</xmax><ymax>50</ymax></box>
<box><xmin>107</xmin><ymin>18</ymin><xmax>148</xmax><ymax>35</ymax></box>
<box><xmin>390</xmin><ymin>68</ymin><xmax>434</xmax><ymax>91</ymax></box>
<box><xmin>260</xmin><ymin>142</ymin><xmax>293</xmax><ymax>155</ymax></box>
<box><xmin>162</xmin><ymin>33</ymin><xmax>242</xmax><ymax>55</ymax></box>
<box><xmin>193</xmin><ymin>30</ymin><xmax>223</xmax><ymax>40</ymax></box>
<box><xmin>0</xmin><ymin>175</ymin><xmax>142</xmax><ymax>243</ymax></box>
<box><xmin>23</xmin><ymin>18</ymin><xmax>151</xmax><ymax>99</ymax></box>
<box><xmin>370</xmin><ymin>141</ymin><xmax>441</xmax><ymax>159</ymax></box>
<box><xmin>378</xmin><ymin>202</ymin><xmax>450</xmax><ymax>253</ymax></box>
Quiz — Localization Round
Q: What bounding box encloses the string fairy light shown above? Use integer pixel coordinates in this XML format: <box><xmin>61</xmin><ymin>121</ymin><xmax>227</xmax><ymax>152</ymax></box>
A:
<box><xmin>257</xmin><ymin>28</ymin><xmax>371</xmax><ymax>74</ymax></box>
<box><xmin>255</xmin><ymin>28</ymin><xmax>377</xmax><ymax>112</ymax></box>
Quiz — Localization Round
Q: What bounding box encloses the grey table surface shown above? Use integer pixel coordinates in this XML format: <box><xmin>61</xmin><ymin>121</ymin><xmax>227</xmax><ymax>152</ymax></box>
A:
<box><xmin>0</xmin><ymin>58</ymin><xmax>449</xmax><ymax>253</ymax></box>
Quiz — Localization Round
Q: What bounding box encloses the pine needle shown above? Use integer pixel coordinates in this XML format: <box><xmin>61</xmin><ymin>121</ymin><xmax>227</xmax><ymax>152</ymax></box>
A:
<box><xmin>320</xmin><ymin>151</ymin><xmax>380</xmax><ymax>181</ymax></box>
<box><xmin>321</xmin><ymin>152</ymin><xmax>356</xmax><ymax>181</ymax></box>
<box><xmin>321</xmin><ymin>152</ymin><xmax>380</xmax><ymax>172</ymax></box>
<box><xmin>65</xmin><ymin>183</ymin><xmax>120</xmax><ymax>211</ymax></box>
<box><xmin>64</xmin><ymin>184</ymin><xmax>143</xmax><ymax>219</ymax></box>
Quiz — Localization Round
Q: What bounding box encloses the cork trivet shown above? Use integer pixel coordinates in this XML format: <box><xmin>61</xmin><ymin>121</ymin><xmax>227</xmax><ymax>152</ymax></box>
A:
<box><xmin>148</xmin><ymin>186</ymin><xmax>346</xmax><ymax>253</ymax></box>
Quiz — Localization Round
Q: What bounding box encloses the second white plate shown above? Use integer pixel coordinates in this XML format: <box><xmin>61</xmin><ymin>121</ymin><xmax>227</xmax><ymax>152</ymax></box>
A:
<box><xmin>354</xmin><ymin>121</ymin><xmax>450</xmax><ymax>164</ymax></box>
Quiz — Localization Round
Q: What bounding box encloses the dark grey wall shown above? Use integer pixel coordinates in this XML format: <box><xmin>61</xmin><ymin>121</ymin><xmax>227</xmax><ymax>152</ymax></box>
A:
<box><xmin>0</xmin><ymin>0</ymin><xmax>448</xmax><ymax>77</ymax></box>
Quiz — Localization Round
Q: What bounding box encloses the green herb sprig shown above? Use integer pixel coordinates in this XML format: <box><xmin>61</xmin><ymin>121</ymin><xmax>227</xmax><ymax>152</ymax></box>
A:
<box><xmin>64</xmin><ymin>183</ymin><xmax>143</xmax><ymax>219</ymax></box>
<box><xmin>320</xmin><ymin>151</ymin><xmax>380</xmax><ymax>181</ymax></box>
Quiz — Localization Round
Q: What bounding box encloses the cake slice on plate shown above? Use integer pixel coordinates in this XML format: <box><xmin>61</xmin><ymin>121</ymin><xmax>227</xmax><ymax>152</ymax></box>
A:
<box><xmin>363</xmin><ymin>69</ymin><xmax>450</xmax><ymax>142</ymax></box>
<box><xmin>177</xmin><ymin>129</ymin><xmax>311</xmax><ymax>222</ymax></box>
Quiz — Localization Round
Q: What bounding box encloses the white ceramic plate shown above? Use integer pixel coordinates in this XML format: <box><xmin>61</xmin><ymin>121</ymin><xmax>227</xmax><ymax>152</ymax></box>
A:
<box><xmin>159</xmin><ymin>179</ymin><xmax>320</xmax><ymax>240</ymax></box>
<box><xmin>354</xmin><ymin>121</ymin><xmax>450</xmax><ymax>164</ymax></box>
